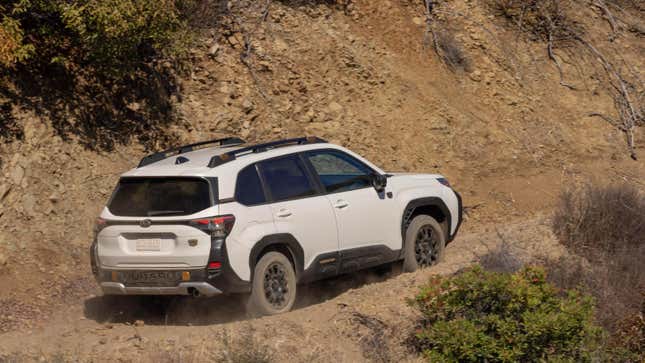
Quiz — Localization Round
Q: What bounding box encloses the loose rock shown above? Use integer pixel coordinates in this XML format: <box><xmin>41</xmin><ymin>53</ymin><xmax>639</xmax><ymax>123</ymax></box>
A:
<box><xmin>329</xmin><ymin>102</ymin><xmax>343</xmax><ymax>113</ymax></box>
<box><xmin>10</xmin><ymin>165</ymin><xmax>24</xmax><ymax>185</ymax></box>
<box><xmin>208</xmin><ymin>44</ymin><xmax>220</xmax><ymax>57</ymax></box>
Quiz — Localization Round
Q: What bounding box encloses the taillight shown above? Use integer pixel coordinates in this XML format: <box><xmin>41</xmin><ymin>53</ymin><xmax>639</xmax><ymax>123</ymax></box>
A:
<box><xmin>190</xmin><ymin>215</ymin><xmax>235</xmax><ymax>237</ymax></box>
<box><xmin>94</xmin><ymin>217</ymin><xmax>108</xmax><ymax>234</ymax></box>
<box><xmin>91</xmin><ymin>217</ymin><xmax>106</xmax><ymax>276</ymax></box>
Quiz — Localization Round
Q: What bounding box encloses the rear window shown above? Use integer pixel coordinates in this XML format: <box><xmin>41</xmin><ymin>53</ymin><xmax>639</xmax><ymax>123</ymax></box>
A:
<box><xmin>108</xmin><ymin>178</ymin><xmax>212</xmax><ymax>217</ymax></box>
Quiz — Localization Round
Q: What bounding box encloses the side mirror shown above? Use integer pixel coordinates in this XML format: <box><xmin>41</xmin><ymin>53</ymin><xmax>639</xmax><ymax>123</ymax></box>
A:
<box><xmin>371</xmin><ymin>173</ymin><xmax>387</xmax><ymax>193</ymax></box>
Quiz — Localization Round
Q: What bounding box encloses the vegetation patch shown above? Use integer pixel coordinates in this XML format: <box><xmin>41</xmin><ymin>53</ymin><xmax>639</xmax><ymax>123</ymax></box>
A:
<box><xmin>488</xmin><ymin>0</ymin><xmax>580</xmax><ymax>40</ymax></box>
<box><xmin>551</xmin><ymin>181</ymin><xmax>644</xmax><ymax>359</ymax></box>
<box><xmin>410</xmin><ymin>266</ymin><xmax>602</xmax><ymax>362</ymax></box>
<box><xmin>553</xmin><ymin>181</ymin><xmax>645</xmax><ymax>256</ymax></box>
<box><xmin>0</xmin><ymin>0</ymin><xmax>223</xmax><ymax>150</ymax></box>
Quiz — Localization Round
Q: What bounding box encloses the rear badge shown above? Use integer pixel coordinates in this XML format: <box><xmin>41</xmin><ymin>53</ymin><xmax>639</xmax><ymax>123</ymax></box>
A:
<box><xmin>140</xmin><ymin>219</ymin><xmax>152</xmax><ymax>228</ymax></box>
<box><xmin>188</xmin><ymin>239</ymin><xmax>198</xmax><ymax>247</ymax></box>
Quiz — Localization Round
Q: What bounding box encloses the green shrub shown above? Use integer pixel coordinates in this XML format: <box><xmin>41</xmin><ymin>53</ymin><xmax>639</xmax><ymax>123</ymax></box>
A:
<box><xmin>410</xmin><ymin>266</ymin><xmax>603</xmax><ymax>362</ymax></box>
<box><xmin>0</xmin><ymin>13</ymin><xmax>32</xmax><ymax>67</ymax></box>
<box><xmin>0</xmin><ymin>0</ymin><xmax>206</xmax><ymax>74</ymax></box>
<box><xmin>0</xmin><ymin>0</ymin><xmax>221</xmax><ymax>149</ymax></box>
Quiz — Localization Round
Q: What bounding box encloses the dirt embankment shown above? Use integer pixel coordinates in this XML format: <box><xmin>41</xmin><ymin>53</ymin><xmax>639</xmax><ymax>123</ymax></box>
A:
<box><xmin>0</xmin><ymin>0</ymin><xmax>643</xmax><ymax>358</ymax></box>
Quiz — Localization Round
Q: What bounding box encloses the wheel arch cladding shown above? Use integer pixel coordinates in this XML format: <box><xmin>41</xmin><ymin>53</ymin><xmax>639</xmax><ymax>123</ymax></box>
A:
<box><xmin>249</xmin><ymin>234</ymin><xmax>305</xmax><ymax>280</ymax></box>
<box><xmin>401</xmin><ymin>197</ymin><xmax>451</xmax><ymax>245</ymax></box>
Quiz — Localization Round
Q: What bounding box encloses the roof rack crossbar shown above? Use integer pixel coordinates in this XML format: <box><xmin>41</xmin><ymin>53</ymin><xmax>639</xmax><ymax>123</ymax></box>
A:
<box><xmin>207</xmin><ymin>136</ymin><xmax>326</xmax><ymax>168</ymax></box>
<box><xmin>138</xmin><ymin>137</ymin><xmax>245</xmax><ymax>168</ymax></box>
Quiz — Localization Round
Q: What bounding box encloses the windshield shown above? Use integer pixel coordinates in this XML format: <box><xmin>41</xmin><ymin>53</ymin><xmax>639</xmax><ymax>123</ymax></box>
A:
<box><xmin>108</xmin><ymin>177</ymin><xmax>212</xmax><ymax>217</ymax></box>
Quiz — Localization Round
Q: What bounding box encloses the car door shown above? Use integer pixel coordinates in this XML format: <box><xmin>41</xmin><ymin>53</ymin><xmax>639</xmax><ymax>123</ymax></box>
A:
<box><xmin>257</xmin><ymin>154</ymin><xmax>339</xmax><ymax>271</ymax></box>
<box><xmin>304</xmin><ymin>150</ymin><xmax>400</xmax><ymax>265</ymax></box>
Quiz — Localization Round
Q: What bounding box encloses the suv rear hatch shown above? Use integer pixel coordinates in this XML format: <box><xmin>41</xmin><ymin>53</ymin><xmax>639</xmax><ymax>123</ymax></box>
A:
<box><xmin>97</xmin><ymin>177</ymin><xmax>217</xmax><ymax>269</ymax></box>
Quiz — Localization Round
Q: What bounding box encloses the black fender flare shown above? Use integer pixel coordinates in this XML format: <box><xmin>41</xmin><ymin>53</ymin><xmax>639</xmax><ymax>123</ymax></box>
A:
<box><xmin>400</xmin><ymin>197</ymin><xmax>452</xmax><ymax>252</ymax></box>
<box><xmin>248</xmin><ymin>233</ymin><xmax>305</xmax><ymax>279</ymax></box>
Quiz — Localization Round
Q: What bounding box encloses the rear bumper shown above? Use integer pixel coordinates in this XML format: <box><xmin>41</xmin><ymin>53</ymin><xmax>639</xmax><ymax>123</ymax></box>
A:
<box><xmin>100</xmin><ymin>281</ymin><xmax>222</xmax><ymax>297</ymax></box>
<box><xmin>93</xmin><ymin>237</ymin><xmax>251</xmax><ymax>296</ymax></box>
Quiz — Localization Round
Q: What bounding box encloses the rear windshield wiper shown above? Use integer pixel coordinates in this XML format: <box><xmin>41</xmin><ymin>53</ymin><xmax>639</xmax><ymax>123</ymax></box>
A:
<box><xmin>147</xmin><ymin>210</ymin><xmax>185</xmax><ymax>216</ymax></box>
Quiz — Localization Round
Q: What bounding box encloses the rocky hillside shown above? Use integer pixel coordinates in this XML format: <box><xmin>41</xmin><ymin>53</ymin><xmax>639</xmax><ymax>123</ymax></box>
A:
<box><xmin>0</xmin><ymin>0</ymin><xmax>644</xmax><ymax>332</ymax></box>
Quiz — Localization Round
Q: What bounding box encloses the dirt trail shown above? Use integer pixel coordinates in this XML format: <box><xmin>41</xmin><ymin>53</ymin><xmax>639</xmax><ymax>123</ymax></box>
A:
<box><xmin>0</xmin><ymin>216</ymin><xmax>564</xmax><ymax>362</ymax></box>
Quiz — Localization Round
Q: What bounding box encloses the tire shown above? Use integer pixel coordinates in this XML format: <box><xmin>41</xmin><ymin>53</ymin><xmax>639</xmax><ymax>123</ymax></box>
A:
<box><xmin>246</xmin><ymin>251</ymin><xmax>297</xmax><ymax>316</ymax></box>
<box><xmin>403</xmin><ymin>215</ymin><xmax>446</xmax><ymax>272</ymax></box>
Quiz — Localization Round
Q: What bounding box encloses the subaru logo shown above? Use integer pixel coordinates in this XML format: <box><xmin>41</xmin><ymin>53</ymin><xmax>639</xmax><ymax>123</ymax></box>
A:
<box><xmin>140</xmin><ymin>219</ymin><xmax>152</xmax><ymax>228</ymax></box>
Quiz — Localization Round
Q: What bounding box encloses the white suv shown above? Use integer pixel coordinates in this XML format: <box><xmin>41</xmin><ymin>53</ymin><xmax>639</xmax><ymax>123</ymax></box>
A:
<box><xmin>91</xmin><ymin>137</ymin><xmax>462</xmax><ymax>315</ymax></box>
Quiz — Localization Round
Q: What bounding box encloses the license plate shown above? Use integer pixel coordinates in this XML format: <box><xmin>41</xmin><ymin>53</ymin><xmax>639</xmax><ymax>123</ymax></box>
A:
<box><xmin>136</xmin><ymin>238</ymin><xmax>161</xmax><ymax>251</ymax></box>
<box><xmin>121</xmin><ymin>270</ymin><xmax>182</xmax><ymax>284</ymax></box>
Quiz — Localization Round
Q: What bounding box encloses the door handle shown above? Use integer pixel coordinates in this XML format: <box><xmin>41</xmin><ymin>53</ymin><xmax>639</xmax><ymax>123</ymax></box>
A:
<box><xmin>276</xmin><ymin>209</ymin><xmax>292</xmax><ymax>218</ymax></box>
<box><xmin>333</xmin><ymin>200</ymin><xmax>350</xmax><ymax>209</ymax></box>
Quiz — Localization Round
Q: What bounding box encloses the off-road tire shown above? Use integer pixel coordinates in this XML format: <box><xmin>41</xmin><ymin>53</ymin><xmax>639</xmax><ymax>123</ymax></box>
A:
<box><xmin>403</xmin><ymin>215</ymin><xmax>446</xmax><ymax>272</ymax></box>
<box><xmin>247</xmin><ymin>251</ymin><xmax>297</xmax><ymax>316</ymax></box>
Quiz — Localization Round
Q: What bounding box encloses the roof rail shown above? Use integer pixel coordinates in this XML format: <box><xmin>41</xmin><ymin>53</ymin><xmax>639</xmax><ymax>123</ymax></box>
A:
<box><xmin>207</xmin><ymin>136</ymin><xmax>327</xmax><ymax>168</ymax></box>
<box><xmin>138</xmin><ymin>137</ymin><xmax>245</xmax><ymax>168</ymax></box>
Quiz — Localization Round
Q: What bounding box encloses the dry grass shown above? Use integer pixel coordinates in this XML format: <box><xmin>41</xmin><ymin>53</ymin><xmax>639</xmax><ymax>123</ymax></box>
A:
<box><xmin>553</xmin><ymin>182</ymin><xmax>645</xmax><ymax>256</ymax></box>
<box><xmin>552</xmin><ymin>182</ymin><xmax>643</xmax><ymax>331</ymax></box>
<box><xmin>478</xmin><ymin>240</ymin><xmax>524</xmax><ymax>273</ymax></box>
<box><xmin>1</xmin><ymin>327</ymin><xmax>275</xmax><ymax>363</ymax></box>
<box><xmin>151</xmin><ymin>328</ymin><xmax>274</xmax><ymax>363</ymax></box>
<box><xmin>215</xmin><ymin>327</ymin><xmax>274</xmax><ymax>363</ymax></box>
<box><xmin>350</xmin><ymin>312</ymin><xmax>392</xmax><ymax>363</ymax></box>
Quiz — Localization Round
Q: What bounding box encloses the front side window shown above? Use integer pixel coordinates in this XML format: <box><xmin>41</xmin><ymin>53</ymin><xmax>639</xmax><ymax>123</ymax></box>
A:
<box><xmin>108</xmin><ymin>177</ymin><xmax>212</xmax><ymax>217</ymax></box>
<box><xmin>235</xmin><ymin>165</ymin><xmax>266</xmax><ymax>206</ymax></box>
<box><xmin>307</xmin><ymin>150</ymin><xmax>373</xmax><ymax>193</ymax></box>
<box><xmin>259</xmin><ymin>155</ymin><xmax>317</xmax><ymax>202</ymax></box>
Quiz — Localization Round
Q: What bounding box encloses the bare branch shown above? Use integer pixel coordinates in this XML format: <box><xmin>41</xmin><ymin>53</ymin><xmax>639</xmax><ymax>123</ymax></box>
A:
<box><xmin>588</xmin><ymin>112</ymin><xmax>625</xmax><ymax>131</ymax></box>
<box><xmin>547</xmin><ymin>31</ymin><xmax>576</xmax><ymax>90</ymax></box>
<box><xmin>228</xmin><ymin>0</ymin><xmax>273</xmax><ymax>101</ymax></box>
<box><xmin>593</xmin><ymin>0</ymin><xmax>619</xmax><ymax>40</ymax></box>
<box><xmin>576</xmin><ymin>36</ymin><xmax>641</xmax><ymax>160</ymax></box>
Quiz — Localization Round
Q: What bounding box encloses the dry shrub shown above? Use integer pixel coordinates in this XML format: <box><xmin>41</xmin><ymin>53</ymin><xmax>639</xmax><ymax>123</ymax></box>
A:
<box><xmin>553</xmin><ymin>182</ymin><xmax>645</xmax><ymax>256</ymax></box>
<box><xmin>350</xmin><ymin>312</ymin><xmax>391</xmax><ymax>363</ymax></box>
<box><xmin>551</xmin><ymin>181</ymin><xmax>645</xmax><ymax>358</ymax></box>
<box><xmin>0</xmin><ymin>352</ymin><xmax>68</xmax><ymax>363</ymax></box>
<box><xmin>610</xmin><ymin>312</ymin><xmax>644</xmax><ymax>359</ymax></box>
<box><xmin>540</xmin><ymin>255</ymin><xmax>644</xmax><ymax>361</ymax></box>
<box><xmin>434</xmin><ymin>31</ymin><xmax>470</xmax><ymax>71</ymax></box>
<box><xmin>477</xmin><ymin>241</ymin><xmax>523</xmax><ymax>273</ymax></box>
<box><xmin>489</xmin><ymin>0</ymin><xmax>580</xmax><ymax>40</ymax></box>
<box><xmin>216</xmin><ymin>327</ymin><xmax>274</xmax><ymax>363</ymax></box>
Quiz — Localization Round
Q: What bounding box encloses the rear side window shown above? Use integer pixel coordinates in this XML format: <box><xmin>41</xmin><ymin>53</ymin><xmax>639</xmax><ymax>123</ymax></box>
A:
<box><xmin>235</xmin><ymin>165</ymin><xmax>266</xmax><ymax>206</ymax></box>
<box><xmin>108</xmin><ymin>178</ymin><xmax>211</xmax><ymax>217</ymax></box>
<box><xmin>259</xmin><ymin>155</ymin><xmax>317</xmax><ymax>202</ymax></box>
